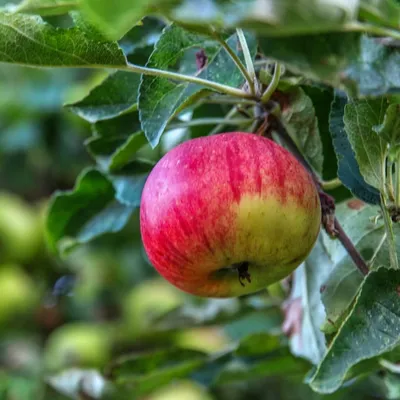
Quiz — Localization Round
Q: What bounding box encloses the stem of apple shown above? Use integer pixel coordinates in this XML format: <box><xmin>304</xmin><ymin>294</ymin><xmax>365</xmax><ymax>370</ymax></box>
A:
<box><xmin>212</xmin><ymin>30</ymin><xmax>256</xmax><ymax>96</ymax></box>
<box><xmin>265</xmin><ymin>105</ymin><xmax>370</xmax><ymax>277</ymax></box>
<box><xmin>261</xmin><ymin>63</ymin><xmax>282</xmax><ymax>103</ymax></box>
<box><xmin>123</xmin><ymin>63</ymin><xmax>254</xmax><ymax>99</ymax></box>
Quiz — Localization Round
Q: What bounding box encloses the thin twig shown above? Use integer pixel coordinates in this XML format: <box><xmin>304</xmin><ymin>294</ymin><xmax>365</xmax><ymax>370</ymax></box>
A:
<box><xmin>322</xmin><ymin>178</ymin><xmax>343</xmax><ymax>191</ymax></box>
<box><xmin>167</xmin><ymin>117</ymin><xmax>253</xmax><ymax>130</ymax></box>
<box><xmin>123</xmin><ymin>63</ymin><xmax>253</xmax><ymax>99</ymax></box>
<box><xmin>261</xmin><ymin>63</ymin><xmax>282</xmax><ymax>103</ymax></box>
<box><xmin>334</xmin><ymin>219</ymin><xmax>369</xmax><ymax>276</ymax></box>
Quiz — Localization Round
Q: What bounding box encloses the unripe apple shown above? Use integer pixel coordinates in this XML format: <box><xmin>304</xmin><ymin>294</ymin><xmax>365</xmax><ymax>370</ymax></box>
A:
<box><xmin>122</xmin><ymin>278</ymin><xmax>184</xmax><ymax>336</ymax></box>
<box><xmin>0</xmin><ymin>264</ymin><xmax>39</xmax><ymax>325</ymax></box>
<box><xmin>44</xmin><ymin>323</ymin><xmax>113</xmax><ymax>371</ymax></box>
<box><xmin>0</xmin><ymin>192</ymin><xmax>42</xmax><ymax>263</ymax></box>
<box><xmin>174</xmin><ymin>327</ymin><xmax>230</xmax><ymax>353</ymax></box>
<box><xmin>145</xmin><ymin>380</ymin><xmax>213</xmax><ymax>400</ymax></box>
<box><xmin>140</xmin><ymin>133</ymin><xmax>321</xmax><ymax>298</ymax></box>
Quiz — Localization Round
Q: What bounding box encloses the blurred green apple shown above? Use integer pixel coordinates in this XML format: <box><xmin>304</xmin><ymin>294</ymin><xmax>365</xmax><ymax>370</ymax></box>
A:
<box><xmin>174</xmin><ymin>327</ymin><xmax>231</xmax><ymax>354</ymax></box>
<box><xmin>44</xmin><ymin>323</ymin><xmax>114</xmax><ymax>371</ymax></box>
<box><xmin>145</xmin><ymin>380</ymin><xmax>213</xmax><ymax>400</ymax></box>
<box><xmin>0</xmin><ymin>192</ymin><xmax>42</xmax><ymax>263</ymax></box>
<box><xmin>0</xmin><ymin>264</ymin><xmax>39</xmax><ymax>325</ymax></box>
<box><xmin>122</xmin><ymin>278</ymin><xmax>184</xmax><ymax>336</ymax></box>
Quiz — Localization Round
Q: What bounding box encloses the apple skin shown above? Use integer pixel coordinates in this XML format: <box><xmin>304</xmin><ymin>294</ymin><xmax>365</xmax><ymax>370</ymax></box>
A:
<box><xmin>140</xmin><ymin>132</ymin><xmax>321</xmax><ymax>298</ymax></box>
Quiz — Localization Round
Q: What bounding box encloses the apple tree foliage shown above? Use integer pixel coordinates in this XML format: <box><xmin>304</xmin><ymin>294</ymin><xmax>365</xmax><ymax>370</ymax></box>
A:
<box><xmin>1</xmin><ymin>0</ymin><xmax>400</xmax><ymax>399</ymax></box>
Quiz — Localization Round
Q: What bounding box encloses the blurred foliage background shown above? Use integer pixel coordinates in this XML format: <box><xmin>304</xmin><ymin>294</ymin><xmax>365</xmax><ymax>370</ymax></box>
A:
<box><xmin>0</xmin><ymin>9</ymin><xmax>397</xmax><ymax>400</ymax></box>
<box><xmin>0</xmin><ymin>64</ymin><xmax>393</xmax><ymax>400</ymax></box>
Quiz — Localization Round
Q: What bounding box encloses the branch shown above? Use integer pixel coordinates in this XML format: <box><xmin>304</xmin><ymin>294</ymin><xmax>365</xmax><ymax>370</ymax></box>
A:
<box><xmin>123</xmin><ymin>63</ymin><xmax>254</xmax><ymax>99</ymax></box>
<box><xmin>334</xmin><ymin>219</ymin><xmax>369</xmax><ymax>276</ymax></box>
<box><xmin>261</xmin><ymin>63</ymin><xmax>282</xmax><ymax>103</ymax></box>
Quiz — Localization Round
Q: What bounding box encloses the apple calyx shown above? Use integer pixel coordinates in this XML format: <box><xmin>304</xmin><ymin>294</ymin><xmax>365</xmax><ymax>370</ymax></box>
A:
<box><xmin>235</xmin><ymin>262</ymin><xmax>251</xmax><ymax>287</ymax></box>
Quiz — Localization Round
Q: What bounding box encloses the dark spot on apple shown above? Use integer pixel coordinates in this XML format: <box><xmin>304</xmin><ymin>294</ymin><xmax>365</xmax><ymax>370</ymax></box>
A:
<box><xmin>347</xmin><ymin>199</ymin><xmax>365</xmax><ymax>210</ymax></box>
<box><xmin>396</xmin><ymin>286</ymin><xmax>400</xmax><ymax>296</ymax></box>
<box><xmin>235</xmin><ymin>261</ymin><xmax>251</xmax><ymax>287</ymax></box>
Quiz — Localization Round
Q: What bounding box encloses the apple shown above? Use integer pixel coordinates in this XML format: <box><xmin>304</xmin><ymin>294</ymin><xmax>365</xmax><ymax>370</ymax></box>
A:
<box><xmin>140</xmin><ymin>132</ymin><xmax>321</xmax><ymax>298</ymax></box>
<box><xmin>43</xmin><ymin>323</ymin><xmax>113</xmax><ymax>371</ymax></box>
<box><xmin>145</xmin><ymin>380</ymin><xmax>213</xmax><ymax>400</ymax></box>
<box><xmin>0</xmin><ymin>264</ymin><xmax>39</xmax><ymax>325</ymax></box>
<box><xmin>174</xmin><ymin>327</ymin><xmax>231</xmax><ymax>353</ymax></box>
<box><xmin>0</xmin><ymin>192</ymin><xmax>42</xmax><ymax>263</ymax></box>
<box><xmin>122</xmin><ymin>278</ymin><xmax>184</xmax><ymax>337</ymax></box>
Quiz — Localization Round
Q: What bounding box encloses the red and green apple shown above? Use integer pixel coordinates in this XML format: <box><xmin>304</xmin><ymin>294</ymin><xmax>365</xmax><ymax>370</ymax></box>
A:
<box><xmin>140</xmin><ymin>132</ymin><xmax>321</xmax><ymax>298</ymax></box>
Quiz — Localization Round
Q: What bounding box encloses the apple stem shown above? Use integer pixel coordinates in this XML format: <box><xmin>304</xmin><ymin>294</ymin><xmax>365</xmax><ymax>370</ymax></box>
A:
<box><xmin>263</xmin><ymin>103</ymin><xmax>370</xmax><ymax>277</ymax></box>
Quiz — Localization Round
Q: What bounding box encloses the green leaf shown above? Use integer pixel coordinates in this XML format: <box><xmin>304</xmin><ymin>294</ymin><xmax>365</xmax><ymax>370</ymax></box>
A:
<box><xmin>259</xmin><ymin>32</ymin><xmax>362</xmax><ymax>88</ymax></box>
<box><xmin>235</xmin><ymin>333</ymin><xmax>282</xmax><ymax>356</ymax></box>
<box><xmin>108</xmin><ymin>161</ymin><xmax>153</xmax><ymax>206</ymax></box>
<box><xmin>66</xmin><ymin>71</ymin><xmax>140</xmax><ymax>123</ymax></box>
<box><xmin>344</xmin><ymin>97</ymin><xmax>388</xmax><ymax>191</ymax></box>
<box><xmin>359</xmin><ymin>0</ymin><xmax>400</xmax><ymax>30</ymax></box>
<box><xmin>118</xmin><ymin>17</ymin><xmax>165</xmax><ymax>56</ymax></box>
<box><xmin>372</xmin><ymin>103</ymin><xmax>400</xmax><ymax>147</ymax></box>
<box><xmin>260</xmin><ymin>34</ymin><xmax>400</xmax><ymax>96</ymax></box>
<box><xmin>321</xmin><ymin>201</ymin><xmax>384</xmax><ymax>330</ymax></box>
<box><xmin>0</xmin><ymin>12</ymin><xmax>127</xmax><ymax>67</ymax></box>
<box><xmin>171</xmin><ymin>0</ymin><xmax>358</xmax><ymax>35</ymax></box>
<box><xmin>344</xmin><ymin>36</ymin><xmax>400</xmax><ymax>96</ymax></box>
<box><xmin>154</xmin><ymin>297</ymin><xmax>279</xmax><ymax>331</ymax></box>
<box><xmin>214</xmin><ymin>348</ymin><xmax>309</xmax><ymax>385</ymax></box>
<box><xmin>138</xmin><ymin>25</ymin><xmax>257</xmax><ymax>147</ymax></box>
<box><xmin>310</xmin><ymin>267</ymin><xmax>400</xmax><ymax>394</ymax></box>
<box><xmin>330</xmin><ymin>91</ymin><xmax>380</xmax><ymax>204</ymax></box>
<box><xmin>92</xmin><ymin>111</ymin><xmax>142</xmax><ymax>137</ymax></box>
<box><xmin>15</xmin><ymin>0</ymin><xmax>79</xmax><ymax>15</ymax></box>
<box><xmin>86</xmin><ymin>132</ymin><xmax>149</xmax><ymax>172</ymax></box>
<box><xmin>46</xmin><ymin>168</ymin><xmax>134</xmax><ymax>254</ymax></box>
<box><xmin>110</xmin><ymin>348</ymin><xmax>207</xmax><ymax>395</ymax></box>
<box><xmin>80</xmin><ymin>0</ymin><xmax>158</xmax><ymax>40</ymax></box>
<box><xmin>280</xmin><ymin>87</ymin><xmax>324</xmax><ymax>175</ymax></box>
